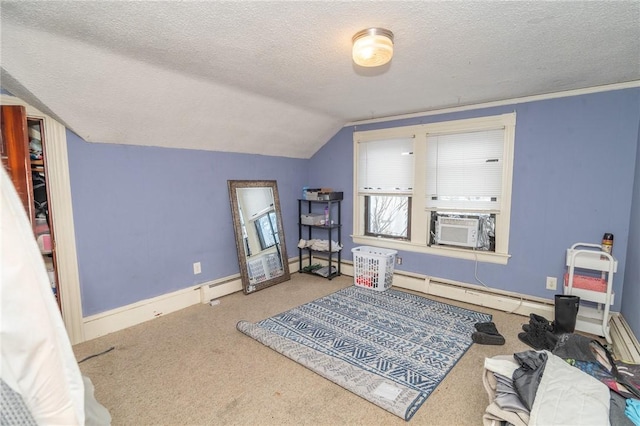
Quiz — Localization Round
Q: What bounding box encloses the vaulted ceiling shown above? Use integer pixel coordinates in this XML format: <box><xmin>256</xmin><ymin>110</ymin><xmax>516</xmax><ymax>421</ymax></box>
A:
<box><xmin>2</xmin><ymin>1</ymin><xmax>639</xmax><ymax>158</ymax></box>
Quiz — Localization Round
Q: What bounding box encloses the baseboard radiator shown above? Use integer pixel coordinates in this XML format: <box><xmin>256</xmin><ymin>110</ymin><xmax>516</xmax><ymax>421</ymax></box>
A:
<box><xmin>421</xmin><ymin>276</ymin><xmax>639</xmax><ymax>362</ymax></box>
<box><xmin>610</xmin><ymin>314</ymin><xmax>640</xmax><ymax>362</ymax></box>
<box><xmin>199</xmin><ymin>256</ymin><xmax>306</xmax><ymax>303</ymax></box>
<box><xmin>314</xmin><ymin>257</ymin><xmax>554</xmax><ymax>318</ymax></box>
<box><xmin>314</xmin><ymin>256</ymin><xmax>638</xmax><ymax>360</ymax></box>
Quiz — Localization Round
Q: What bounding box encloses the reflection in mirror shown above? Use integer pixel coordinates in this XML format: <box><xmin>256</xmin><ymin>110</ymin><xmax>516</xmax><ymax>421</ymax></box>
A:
<box><xmin>228</xmin><ymin>180</ymin><xmax>290</xmax><ymax>294</ymax></box>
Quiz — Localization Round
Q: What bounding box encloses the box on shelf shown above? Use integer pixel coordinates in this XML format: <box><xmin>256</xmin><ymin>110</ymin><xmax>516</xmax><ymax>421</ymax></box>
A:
<box><xmin>304</xmin><ymin>191</ymin><xmax>319</xmax><ymax>200</ymax></box>
<box><xmin>302</xmin><ymin>187</ymin><xmax>334</xmax><ymax>200</ymax></box>
<box><xmin>301</xmin><ymin>213</ymin><xmax>325</xmax><ymax>225</ymax></box>
<box><xmin>352</xmin><ymin>246</ymin><xmax>397</xmax><ymax>291</ymax></box>
<box><xmin>317</xmin><ymin>191</ymin><xmax>343</xmax><ymax>201</ymax></box>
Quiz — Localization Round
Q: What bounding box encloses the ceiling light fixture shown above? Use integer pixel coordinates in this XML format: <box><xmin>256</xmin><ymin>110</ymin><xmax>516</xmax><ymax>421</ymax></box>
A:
<box><xmin>352</xmin><ymin>28</ymin><xmax>394</xmax><ymax>67</ymax></box>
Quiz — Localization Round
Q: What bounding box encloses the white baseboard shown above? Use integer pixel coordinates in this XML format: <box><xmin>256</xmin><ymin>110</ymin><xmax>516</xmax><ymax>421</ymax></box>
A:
<box><xmin>83</xmin><ymin>285</ymin><xmax>201</xmax><ymax>341</ymax></box>
<box><xmin>82</xmin><ymin>256</ymin><xmax>639</xmax><ymax>361</ymax></box>
<box><xmin>82</xmin><ymin>257</ymin><xmax>301</xmax><ymax>341</ymax></box>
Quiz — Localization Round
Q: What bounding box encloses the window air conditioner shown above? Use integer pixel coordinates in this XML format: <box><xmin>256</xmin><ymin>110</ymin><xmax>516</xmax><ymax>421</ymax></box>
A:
<box><xmin>435</xmin><ymin>216</ymin><xmax>479</xmax><ymax>248</ymax></box>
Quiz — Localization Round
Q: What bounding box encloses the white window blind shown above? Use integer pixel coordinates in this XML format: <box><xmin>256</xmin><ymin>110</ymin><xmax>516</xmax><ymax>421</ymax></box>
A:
<box><xmin>425</xmin><ymin>128</ymin><xmax>504</xmax><ymax>211</ymax></box>
<box><xmin>358</xmin><ymin>137</ymin><xmax>414</xmax><ymax>194</ymax></box>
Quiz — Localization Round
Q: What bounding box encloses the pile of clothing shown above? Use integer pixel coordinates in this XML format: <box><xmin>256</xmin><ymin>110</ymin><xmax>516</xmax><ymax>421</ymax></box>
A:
<box><xmin>483</xmin><ymin>332</ymin><xmax>640</xmax><ymax>425</ymax></box>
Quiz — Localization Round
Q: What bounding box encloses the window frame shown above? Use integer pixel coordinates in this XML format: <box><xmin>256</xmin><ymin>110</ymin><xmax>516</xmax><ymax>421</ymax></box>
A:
<box><xmin>363</xmin><ymin>194</ymin><xmax>412</xmax><ymax>240</ymax></box>
<box><xmin>255</xmin><ymin>210</ymin><xmax>279</xmax><ymax>250</ymax></box>
<box><xmin>352</xmin><ymin>113</ymin><xmax>516</xmax><ymax>264</ymax></box>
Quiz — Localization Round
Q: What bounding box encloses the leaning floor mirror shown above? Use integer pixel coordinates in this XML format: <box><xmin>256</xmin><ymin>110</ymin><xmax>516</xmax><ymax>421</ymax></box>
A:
<box><xmin>228</xmin><ymin>180</ymin><xmax>290</xmax><ymax>294</ymax></box>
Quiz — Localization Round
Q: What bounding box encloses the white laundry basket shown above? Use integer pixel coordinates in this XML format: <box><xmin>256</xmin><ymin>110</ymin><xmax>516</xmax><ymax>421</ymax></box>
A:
<box><xmin>351</xmin><ymin>246</ymin><xmax>397</xmax><ymax>291</ymax></box>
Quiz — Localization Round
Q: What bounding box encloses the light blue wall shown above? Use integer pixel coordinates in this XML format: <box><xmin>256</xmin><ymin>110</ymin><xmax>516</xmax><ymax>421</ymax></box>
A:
<box><xmin>621</xmin><ymin>117</ymin><xmax>640</xmax><ymax>338</ymax></box>
<box><xmin>66</xmin><ymin>133</ymin><xmax>308</xmax><ymax>316</ymax></box>
<box><xmin>309</xmin><ymin>88</ymin><xmax>640</xmax><ymax>313</ymax></box>
<box><xmin>5</xmin><ymin>86</ymin><xmax>639</xmax><ymax>329</ymax></box>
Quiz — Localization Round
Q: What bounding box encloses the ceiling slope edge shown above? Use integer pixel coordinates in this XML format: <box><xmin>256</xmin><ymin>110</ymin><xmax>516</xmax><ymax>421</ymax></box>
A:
<box><xmin>1</xmin><ymin>22</ymin><xmax>342</xmax><ymax>159</ymax></box>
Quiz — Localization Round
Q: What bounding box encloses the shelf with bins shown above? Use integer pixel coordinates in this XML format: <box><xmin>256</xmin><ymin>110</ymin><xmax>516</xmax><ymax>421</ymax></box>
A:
<box><xmin>298</xmin><ymin>198</ymin><xmax>342</xmax><ymax>280</ymax></box>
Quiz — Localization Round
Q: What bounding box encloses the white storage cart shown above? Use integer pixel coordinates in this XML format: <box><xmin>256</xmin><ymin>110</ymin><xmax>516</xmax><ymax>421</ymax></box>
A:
<box><xmin>564</xmin><ymin>242</ymin><xmax>617</xmax><ymax>343</ymax></box>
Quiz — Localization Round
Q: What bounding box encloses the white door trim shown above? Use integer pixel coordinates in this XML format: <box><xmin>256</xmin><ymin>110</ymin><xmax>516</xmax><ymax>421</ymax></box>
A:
<box><xmin>2</xmin><ymin>94</ymin><xmax>85</xmax><ymax>344</ymax></box>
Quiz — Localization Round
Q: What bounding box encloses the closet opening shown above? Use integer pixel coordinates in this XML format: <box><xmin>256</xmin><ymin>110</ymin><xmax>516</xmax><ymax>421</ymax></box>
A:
<box><xmin>28</xmin><ymin>117</ymin><xmax>61</xmax><ymax>311</ymax></box>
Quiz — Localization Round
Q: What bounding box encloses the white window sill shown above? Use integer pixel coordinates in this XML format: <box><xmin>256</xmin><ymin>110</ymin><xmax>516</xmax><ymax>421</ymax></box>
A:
<box><xmin>352</xmin><ymin>235</ymin><xmax>511</xmax><ymax>265</ymax></box>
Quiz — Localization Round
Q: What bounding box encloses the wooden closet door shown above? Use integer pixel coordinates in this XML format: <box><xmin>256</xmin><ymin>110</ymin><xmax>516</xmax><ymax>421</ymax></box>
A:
<box><xmin>1</xmin><ymin>105</ymin><xmax>35</xmax><ymax>227</ymax></box>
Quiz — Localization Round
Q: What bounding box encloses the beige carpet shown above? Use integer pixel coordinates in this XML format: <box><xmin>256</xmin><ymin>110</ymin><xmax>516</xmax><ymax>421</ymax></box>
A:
<box><xmin>73</xmin><ymin>274</ymin><xmax>533</xmax><ymax>425</ymax></box>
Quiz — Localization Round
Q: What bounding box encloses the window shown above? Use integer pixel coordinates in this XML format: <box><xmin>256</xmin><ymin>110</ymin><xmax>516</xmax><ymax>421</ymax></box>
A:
<box><xmin>353</xmin><ymin>113</ymin><xmax>516</xmax><ymax>264</ymax></box>
<box><xmin>365</xmin><ymin>195</ymin><xmax>411</xmax><ymax>239</ymax></box>
<box><xmin>425</xmin><ymin>129</ymin><xmax>505</xmax><ymax>211</ymax></box>
<box><xmin>255</xmin><ymin>211</ymin><xmax>279</xmax><ymax>250</ymax></box>
<box><xmin>357</xmin><ymin>136</ymin><xmax>414</xmax><ymax>240</ymax></box>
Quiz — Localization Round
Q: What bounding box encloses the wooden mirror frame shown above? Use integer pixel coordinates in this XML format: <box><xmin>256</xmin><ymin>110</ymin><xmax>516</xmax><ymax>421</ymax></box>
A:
<box><xmin>228</xmin><ymin>180</ymin><xmax>290</xmax><ymax>294</ymax></box>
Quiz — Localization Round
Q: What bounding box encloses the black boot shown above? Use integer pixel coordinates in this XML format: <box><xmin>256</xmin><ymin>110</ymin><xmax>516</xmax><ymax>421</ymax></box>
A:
<box><xmin>472</xmin><ymin>321</ymin><xmax>505</xmax><ymax>345</ymax></box>
<box><xmin>475</xmin><ymin>321</ymin><xmax>501</xmax><ymax>335</ymax></box>
<box><xmin>552</xmin><ymin>295</ymin><xmax>580</xmax><ymax>334</ymax></box>
<box><xmin>521</xmin><ymin>313</ymin><xmax>553</xmax><ymax>333</ymax></box>
<box><xmin>517</xmin><ymin>326</ymin><xmax>558</xmax><ymax>351</ymax></box>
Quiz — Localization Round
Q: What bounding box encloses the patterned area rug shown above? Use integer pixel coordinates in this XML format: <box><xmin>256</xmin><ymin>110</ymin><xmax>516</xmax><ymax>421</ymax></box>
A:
<box><xmin>237</xmin><ymin>286</ymin><xmax>491</xmax><ymax>421</ymax></box>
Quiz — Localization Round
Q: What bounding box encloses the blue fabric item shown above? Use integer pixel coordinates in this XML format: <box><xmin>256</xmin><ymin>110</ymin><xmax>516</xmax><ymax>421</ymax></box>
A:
<box><xmin>626</xmin><ymin>398</ymin><xmax>640</xmax><ymax>426</ymax></box>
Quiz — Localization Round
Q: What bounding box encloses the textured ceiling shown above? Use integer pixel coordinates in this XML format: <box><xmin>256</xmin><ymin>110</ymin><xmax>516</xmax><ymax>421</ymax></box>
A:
<box><xmin>1</xmin><ymin>1</ymin><xmax>639</xmax><ymax>158</ymax></box>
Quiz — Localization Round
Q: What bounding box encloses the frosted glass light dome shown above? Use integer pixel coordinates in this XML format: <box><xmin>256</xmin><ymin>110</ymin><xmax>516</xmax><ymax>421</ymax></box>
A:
<box><xmin>352</xmin><ymin>28</ymin><xmax>394</xmax><ymax>67</ymax></box>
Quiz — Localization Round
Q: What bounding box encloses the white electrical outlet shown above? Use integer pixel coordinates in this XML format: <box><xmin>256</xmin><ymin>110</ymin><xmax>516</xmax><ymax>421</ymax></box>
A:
<box><xmin>546</xmin><ymin>276</ymin><xmax>557</xmax><ymax>290</ymax></box>
<box><xmin>193</xmin><ymin>262</ymin><xmax>202</xmax><ymax>275</ymax></box>
<box><xmin>396</xmin><ymin>257</ymin><xmax>402</xmax><ymax>265</ymax></box>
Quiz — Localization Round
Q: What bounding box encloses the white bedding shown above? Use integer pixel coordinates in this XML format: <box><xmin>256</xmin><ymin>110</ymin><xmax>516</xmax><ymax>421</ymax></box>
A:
<box><xmin>1</xmin><ymin>167</ymin><xmax>84</xmax><ymax>424</ymax></box>
<box><xmin>529</xmin><ymin>351</ymin><xmax>610</xmax><ymax>426</ymax></box>
<box><xmin>483</xmin><ymin>350</ymin><xmax>611</xmax><ymax>426</ymax></box>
